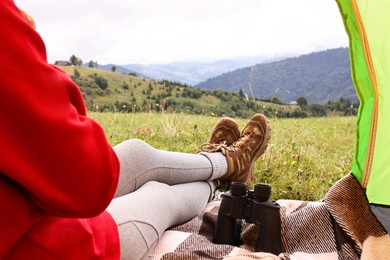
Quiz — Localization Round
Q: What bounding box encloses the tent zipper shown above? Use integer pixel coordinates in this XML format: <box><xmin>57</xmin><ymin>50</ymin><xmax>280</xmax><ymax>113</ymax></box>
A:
<box><xmin>351</xmin><ymin>0</ymin><xmax>379</xmax><ymax>188</ymax></box>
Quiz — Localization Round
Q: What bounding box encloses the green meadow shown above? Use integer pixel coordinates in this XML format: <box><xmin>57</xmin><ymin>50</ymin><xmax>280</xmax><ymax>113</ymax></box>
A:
<box><xmin>90</xmin><ymin>112</ymin><xmax>356</xmax><ymax>201</ymax></box>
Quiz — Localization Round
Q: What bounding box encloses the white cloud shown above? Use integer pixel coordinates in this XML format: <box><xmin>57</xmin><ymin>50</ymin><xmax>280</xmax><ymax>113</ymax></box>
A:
<box><xmin>15</xmin><ymin>0</ymin><xmax>348</xmax><ymax>64</ymax></box>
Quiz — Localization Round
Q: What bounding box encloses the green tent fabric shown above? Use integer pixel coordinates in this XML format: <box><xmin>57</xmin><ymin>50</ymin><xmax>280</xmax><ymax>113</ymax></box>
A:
<box><xmin>336</xmin><ymin>0</ymin><xmax>390</xmax><ymax>205</ymax></box>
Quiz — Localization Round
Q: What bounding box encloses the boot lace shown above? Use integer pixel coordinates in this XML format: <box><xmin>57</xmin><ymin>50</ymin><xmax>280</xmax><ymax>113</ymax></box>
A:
<box><xmin>226</xmin><ymin>132</ymin><xmax>251</xmax><ymax>154</ymax></box>
<box><xmin>200</xmin><ymin>141</ymin><xmax>229</xmax><ymax>153</ymax></box>
<box><xmin>200</xmin><ymin>132</ymin><xmax>252</xmax><ymax>154</ymax></box>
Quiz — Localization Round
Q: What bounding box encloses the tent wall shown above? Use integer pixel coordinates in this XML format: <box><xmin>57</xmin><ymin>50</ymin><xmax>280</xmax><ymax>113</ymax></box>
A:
<box><xmin>336</xmin><ymin>0</ymin><xmax>390</xmax><ymax>205</ymax></box>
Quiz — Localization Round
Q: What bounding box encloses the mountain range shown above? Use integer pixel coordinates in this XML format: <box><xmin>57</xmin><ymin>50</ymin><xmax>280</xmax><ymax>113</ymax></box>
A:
<box><xmin>87</xmin><ymin>55</ymin><xmax>284</xmax><ymax>86</ymax></box>
<box><xmin>89</xmin><ymin>47</ymin><xmax>356</xmax><ymax>104</ymax></box>
<box><xmin>196</xmin><ymin>47</ymin><xmax>356</xmax><ymax>104</ymax></box>
<box><xmin>121</xmin><ymin>56</ymin><xmax>281</xmax><ymax>85</ymax></box>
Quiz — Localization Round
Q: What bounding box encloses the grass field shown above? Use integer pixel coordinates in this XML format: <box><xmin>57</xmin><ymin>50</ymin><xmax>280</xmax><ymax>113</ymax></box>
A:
<box><xmin>90</xmin><ymin>112</ymin><xmax>356</xmax><ymax>201</ymax></box>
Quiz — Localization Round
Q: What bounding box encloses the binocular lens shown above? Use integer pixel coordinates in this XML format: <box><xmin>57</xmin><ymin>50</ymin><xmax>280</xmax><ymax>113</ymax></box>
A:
<box><xmin>254</xmin><ymin>184</ymin><xmax>271</xmax><ymax>202</ymax></box>
<box><xmin>230</xmin><ymin>182</ymin><xmax>247</xmax><ymax>196</ymax></box>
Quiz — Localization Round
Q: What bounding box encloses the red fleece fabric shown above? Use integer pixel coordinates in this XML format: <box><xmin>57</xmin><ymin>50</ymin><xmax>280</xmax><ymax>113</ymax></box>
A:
<box><xmin>0</xmin><ymin>0</ymin><xmax>120</xmax><ymax>258</ymax></box>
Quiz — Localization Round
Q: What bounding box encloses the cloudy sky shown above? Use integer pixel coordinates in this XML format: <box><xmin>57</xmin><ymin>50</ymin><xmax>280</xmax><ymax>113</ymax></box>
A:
<box><xmin>15</xmin><ymin>0</ymin><xmax>348</xmax><ymax>65</ymax></box>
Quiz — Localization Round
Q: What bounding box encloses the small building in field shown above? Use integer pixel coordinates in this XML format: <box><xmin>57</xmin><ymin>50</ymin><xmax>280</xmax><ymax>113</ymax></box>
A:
<box><xmin>288</xmin><ymin>101</ymin><xmax>299</xmax><ymax>106</ymax></box>
<box><xmin>55</xmin><ymin>60</ymin><xmax>71</xmax><ymax>66</ymax></box>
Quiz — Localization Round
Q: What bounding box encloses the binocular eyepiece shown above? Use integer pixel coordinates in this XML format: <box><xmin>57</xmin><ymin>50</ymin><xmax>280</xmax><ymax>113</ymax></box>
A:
<box><xmin>213</xmin><ymin>182</ymin><xmax>282</xmax><ymax>255</ymax></box>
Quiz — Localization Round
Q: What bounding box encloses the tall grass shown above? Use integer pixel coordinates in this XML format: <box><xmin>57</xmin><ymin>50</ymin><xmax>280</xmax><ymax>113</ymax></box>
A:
<box><xmin>90</xmin><ymin>112</ymin><xmax>356</xmax><ymax>201</ymax></box>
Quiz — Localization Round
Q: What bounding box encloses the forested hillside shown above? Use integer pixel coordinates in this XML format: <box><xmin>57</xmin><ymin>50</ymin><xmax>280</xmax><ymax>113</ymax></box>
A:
<box><xmin>196</xmin><ymin>48</ymin><xmax>356</xmax><ymax>104</ymax></box>
<box><xmin>59</xmin><ymin>66</ymin><xmax>300</xmax><ymax>118</ymax></box>
<box><xmin>58</xmin><ymin>62</ymin><xmax>358</xmax><ymax>118</ymax></box>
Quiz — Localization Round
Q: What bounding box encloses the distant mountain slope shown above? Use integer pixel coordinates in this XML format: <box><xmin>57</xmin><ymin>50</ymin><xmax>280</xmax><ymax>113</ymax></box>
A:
<box><xmin>122</xmin><ymin>56</ymin><xmax>277</xmax><ymax>86</ymax></box>
<box><xmin>196</xmin><ymin>48</ymin><xmax>356</xmax><ymax>104</ymax></box>
<box><xmin>82</xmin><ymin>63</ymin><xmax>149</xmax><ymax>78</ymax></box>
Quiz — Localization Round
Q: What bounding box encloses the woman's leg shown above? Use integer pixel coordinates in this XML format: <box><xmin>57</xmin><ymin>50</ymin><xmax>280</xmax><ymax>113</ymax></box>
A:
<box><xmin>108</xmin><ymin>115</ymin><xmax>271</xmax><ymax>259</ymax></box>
<box><xmin>106</xmin><ymin>181</ymin><xmax>213</xmax><ymax>260</ymax></box>
<box><xmin>113</xmin><ymin>139</ymin><xmax>227</xmax><ymax>197</ymax></box>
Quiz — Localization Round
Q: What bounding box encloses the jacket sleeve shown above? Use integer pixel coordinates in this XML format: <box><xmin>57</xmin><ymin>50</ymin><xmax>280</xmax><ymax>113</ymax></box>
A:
<box><xmin>0</xmin><ymin>0</ymin><xmax>120</xmax><ymax>218</ymax></box>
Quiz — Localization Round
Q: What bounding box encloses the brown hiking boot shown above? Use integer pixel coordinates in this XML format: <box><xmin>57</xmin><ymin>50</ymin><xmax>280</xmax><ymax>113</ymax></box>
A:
<box><xmin>201</xmin><ymin>117</ymin><xmax>240</xmax><ymax>152</ymax></box>
<box><xmin>218</xmin><ymin>114</ymin><xmax>271</xmax><ymax>185</ymax></box>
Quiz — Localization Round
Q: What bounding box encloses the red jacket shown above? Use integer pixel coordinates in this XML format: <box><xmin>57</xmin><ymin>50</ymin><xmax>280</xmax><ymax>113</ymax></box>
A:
<box><xmin>0</xmin><ymin>1</ymin><xmax>120</xmax><ymax>258</ymax></box>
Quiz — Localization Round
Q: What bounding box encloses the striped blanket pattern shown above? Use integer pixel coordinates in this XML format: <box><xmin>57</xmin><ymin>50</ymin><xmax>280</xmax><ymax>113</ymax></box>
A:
<box><xmin>149</xmin><ymin>174</ymin><xmax>390</xmax><ymax>259</ymax></box>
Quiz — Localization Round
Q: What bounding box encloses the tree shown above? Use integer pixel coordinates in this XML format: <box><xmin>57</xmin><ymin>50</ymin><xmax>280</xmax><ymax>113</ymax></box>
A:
<box><xmin>70</xmin><ymin>55</ymin><xmax>77</xmax><ymax>66</ymax></box>
<box><xmin>308</xmin><ymin>104</ymin><xmax>327</xmax><ymax>117</ymax></box>
<box><xmin>95</xmin><ymin>75</ymin><xmax>108</xmax><ymax>90</ymax></box>
<box><xmin>239</xmin><ymin>88</ymin><xmax>245</xmax><ymax>98</ymax></box>
<box><xmin>73</xmin><ymin>69</ymin><xmax>80</xmax><ymax>78</ymax></box>
<box><xmin>70</xmin><ymin>55</ymin><xmax>82</xmax><ymax>66</ymax></box>
<box><xmin>88</xmin><ymin>60</ymin><xmax>95</xmax><ymax>68</ymax></box>
<box><xmin>296</xmin><ymin>96</ymin><xmax>308</xmax><ymax>107</ymax></box>
<box><xmin>111</xmin><ymin>65</ymin><xmax>117</xmax><ymax>72</ymax></box>
<box><xmin>271</xmin><ymin>96</ymin><xmax>283</xmax><ymax>104</ymax></box>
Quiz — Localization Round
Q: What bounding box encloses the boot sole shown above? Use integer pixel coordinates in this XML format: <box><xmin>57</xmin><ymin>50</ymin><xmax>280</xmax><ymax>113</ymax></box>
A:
<box><xmin>245</xmin><ymin>114</ymin><xmax>272</xmax><ymax>184</ymax></box>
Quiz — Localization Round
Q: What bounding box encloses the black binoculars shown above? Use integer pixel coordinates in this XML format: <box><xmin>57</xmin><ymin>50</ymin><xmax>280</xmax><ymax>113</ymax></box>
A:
<box><xmin>213</xmin><ymin>182</ymin><xmax>282</xmax><ymax>255</ymax></box>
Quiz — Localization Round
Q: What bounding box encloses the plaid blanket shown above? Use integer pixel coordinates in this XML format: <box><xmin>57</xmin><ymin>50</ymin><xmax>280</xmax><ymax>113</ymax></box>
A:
<box><xmin>148</xmin><ymin>174</ymin><xmax>390</xmax><ymax>259</ymax></box>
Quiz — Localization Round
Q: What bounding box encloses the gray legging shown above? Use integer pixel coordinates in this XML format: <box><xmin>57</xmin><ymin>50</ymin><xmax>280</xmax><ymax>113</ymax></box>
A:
<box><xmin>106</xmin><ymin>139</ymin><xmax>227</xmax><ymax>260</ymax></box>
